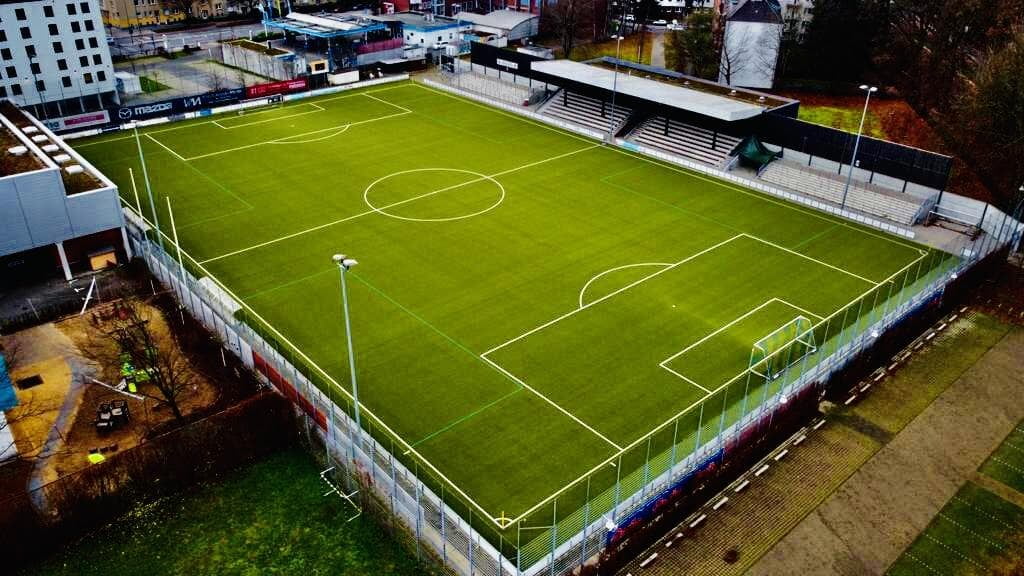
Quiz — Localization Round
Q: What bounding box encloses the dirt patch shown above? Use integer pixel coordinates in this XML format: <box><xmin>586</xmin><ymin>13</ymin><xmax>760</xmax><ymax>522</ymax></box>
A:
<box><xmin>48</xmin><ymin>299</ymin><xmax>222</xmax><ymax>480</ymax></box>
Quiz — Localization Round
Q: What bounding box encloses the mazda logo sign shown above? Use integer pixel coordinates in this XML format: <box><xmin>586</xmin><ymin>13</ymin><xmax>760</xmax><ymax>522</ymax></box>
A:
<box><xmin>118</xmin><ymin>108</ymin><xmax>132</xmax><ymax>120</ymax></box>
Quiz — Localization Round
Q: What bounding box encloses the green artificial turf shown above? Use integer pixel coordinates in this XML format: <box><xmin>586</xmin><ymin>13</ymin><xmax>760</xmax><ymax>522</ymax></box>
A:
<box><xmin>19</xmin><ymin>449</ymin><xmax>427</xmax><ymax>576</ymax></box>
<box><xmin>981</xmin><ymin>424</ymin><xmax>1024</xmax><ymax>495</ymax></box>
<box><xmin>73</xmin><ymin>80</ymin><xmax>954</xmax><ymax>551</ymax></box>
<box><xmin>887</xmin><ymin>482</ymin><xmax>1024</xmax><ymax>575</ymax></box>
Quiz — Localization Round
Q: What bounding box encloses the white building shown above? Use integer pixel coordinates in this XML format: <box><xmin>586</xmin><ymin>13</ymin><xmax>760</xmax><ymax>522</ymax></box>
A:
<box><xmin>718</xmin><ymin>0</ymin><xmax>782</xmax><ymax>89</ymax></box>
<box><xmin>0</xmin><ymin>0</ymin><xmax>117</xmax><ymax>119</ymax></box>
<box><xmin>779</xmin><ymin>0</ymin><xmax>812</xmax><ymax>42</ymax></box>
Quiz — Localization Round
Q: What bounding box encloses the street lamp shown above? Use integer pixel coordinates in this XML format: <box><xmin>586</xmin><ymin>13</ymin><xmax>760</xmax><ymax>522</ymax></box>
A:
<box><xmin>840</xmin><ymin>84</ymin><xmax>878</xmax><ymax>210</ymax></box>
<box><xmin>607</xmin><ymin>32</ymin><xmax>624</xmax><ymax>143</ymax></box>
<box><xmin>332</xmin><ymin>253</ymin><xmax>361</xmax><ymax>465</ymax></box>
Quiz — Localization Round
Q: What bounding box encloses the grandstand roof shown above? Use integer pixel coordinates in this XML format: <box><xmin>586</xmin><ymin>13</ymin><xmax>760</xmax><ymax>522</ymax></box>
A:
<box><xmin>530</xmin><ymin>60</ymin><xmax>769</xmax><ymax>122</ymax></box>
<box><xmin>454</xmin><ymin>10</ymin><xmax>538</xmax><ymax>30</ymax></box>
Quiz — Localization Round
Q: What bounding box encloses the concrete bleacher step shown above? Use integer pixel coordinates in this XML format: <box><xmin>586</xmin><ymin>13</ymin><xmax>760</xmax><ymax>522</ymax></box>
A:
<box><xmin>540</xmin><ymin>90</ymin><xmax>631</xmax><ymax>133</ymax></box>
<box><xmin>760</xmin><ymin>162</ymin><xmax>923</xmax><ymax>225</ymax></box>
<box><xmin>626</xmin><ymin>116</ymin><xmax>739</xmax><ymax>166</ymax></box>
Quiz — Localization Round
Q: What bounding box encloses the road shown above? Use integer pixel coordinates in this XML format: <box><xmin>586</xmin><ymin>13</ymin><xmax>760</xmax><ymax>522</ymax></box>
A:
<box><xmin>108</xmin><ymin>21</ymin><xmax>267</xmax><ymax>59</ymax></box>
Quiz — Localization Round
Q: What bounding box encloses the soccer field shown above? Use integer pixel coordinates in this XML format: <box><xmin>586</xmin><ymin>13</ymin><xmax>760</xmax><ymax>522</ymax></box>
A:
<box><xmin>74</xmin><ymin>80</ymin><xmax>954</xmax><ymax>547</ymax></box>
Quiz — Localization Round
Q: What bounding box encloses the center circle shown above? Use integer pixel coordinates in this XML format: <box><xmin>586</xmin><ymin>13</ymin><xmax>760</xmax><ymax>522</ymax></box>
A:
<box><xmin>363</xmin><ymin>168</ymin><xmax>505</xmax><ymax>222</ymax></box>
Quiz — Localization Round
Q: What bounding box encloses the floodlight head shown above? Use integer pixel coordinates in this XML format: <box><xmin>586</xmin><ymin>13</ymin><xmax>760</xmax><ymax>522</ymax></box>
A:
<box><xmin>870</xmin><ymin>330</ymin><xmax>879</xmax><ymax>339</ymax></box>
<box><xmin>951</xmin><ymin>272</ymin><xmax>958</xmax><ymax>280</ymax></box>
<box><xmin>779</xmin><ymin>395</ymin><xmax>788</xmax><ymax>404</ymax></box>
<box><xmin>859</xmin><ymin>84</ymin><xmax>868</xmax><ymax>90</ymax></box>
<box><xmin>605</xmin><ymin>519</ymin><xmax>617</xmax><ymax>532</ymax></box>
<box><xmin>342</xmin><ymin>258</ymin><xmax>358</xmax><ymax>269</ymax></box>
<box><xmin>333</xmin><ymin>254</ymin><xmax>346</xmax><ymax>263</ymax></box>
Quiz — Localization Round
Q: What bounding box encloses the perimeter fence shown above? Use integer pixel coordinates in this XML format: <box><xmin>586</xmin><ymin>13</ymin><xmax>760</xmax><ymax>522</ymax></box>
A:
<box><xmin>112</xmin><ymin>87</ymin><xmax>1023</xmax><ymax>575</ymax></box>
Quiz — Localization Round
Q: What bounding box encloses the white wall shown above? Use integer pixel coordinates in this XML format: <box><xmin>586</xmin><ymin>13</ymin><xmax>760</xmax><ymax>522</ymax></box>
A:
<box><xmin>719</xmin><ymin>20</ymin><xmax>780</xmax><ymax>89</ymax></box>
<box><xmin>0</xmin><ymin>0</ymin><xmax>116</xmax><ymax>108</ymax></box>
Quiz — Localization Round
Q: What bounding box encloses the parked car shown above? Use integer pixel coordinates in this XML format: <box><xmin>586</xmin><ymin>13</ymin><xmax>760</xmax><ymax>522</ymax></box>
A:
<box><xmin>650</xmin><ymin>19</ymin><xmax>668</xmax><ymax>26</ymax></box>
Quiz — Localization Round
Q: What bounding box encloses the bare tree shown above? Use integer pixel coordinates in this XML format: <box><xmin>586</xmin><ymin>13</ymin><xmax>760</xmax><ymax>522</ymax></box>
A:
<box><xmin>719</xmin><ymin>23</ymin><xmax>752</xmax><ymax>85</ymax></box>
<box><xmin>543</xmin><ymin>0</ymin><xmax>595</xmax><ymax>59</ymax></box>
<box><xmin>78</xmin><ymin>300</ymin><xmax>200</xmax><ymax>422</ymax></box>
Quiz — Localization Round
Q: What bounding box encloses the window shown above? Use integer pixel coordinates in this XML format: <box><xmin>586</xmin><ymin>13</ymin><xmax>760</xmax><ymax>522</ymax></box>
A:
<box><xmin>61</xmin><ymin>76</ymin><xmax>71</xmax><ymax>88</ymax></box>
<box><xmin>71</xmin><ymin>21</ymin><xmax>81</xmax><ymax>33</ymax></box>
<box><xmin>20</xmin><ymin>27</ymin><xmax>31</xmax><ymax>40</ymax></box>
<box><xmin>35</xmin><ymin>79</ymin><xmax>44</xmax><ymax>91</ymax></box>
<box><xmin>5</xmin><ymin>65</ymin><xmax>16</xmax><ymax>78</ymax></box>
<box><xmin>85</xmin><ymin>20</ymin><xmax>94</xmax><ymax>31</ymax></box>
<box><xmin>15</xmin><ymin>8</ymin><xmax>26</xmax><ymax>20</ymax></box>
<box><xmin>44</xmin><ymin>5</ymin><xmax>54</xmax><ymax>17</ymax></box>
<box><xmin>75</xmin><ymin>38</ymin><xmax>84</xmax><ymax>50</ymax></box>
<box><xmin>92</xmin><ymin>54</ymin><xmax>101</xmax><ymax>65</ymax></box>
<box><xmin>48</xmin><ymin>23</ymin><xmax>59</xmax><ymax>35</ymax></box>
<box><xmin>78</xmin><ymin>55</ymin><xmax>87</xmax><ymax>66</ymax></box>
<box><xmin>11</xmin><ymin>83</ymin><xmax>21</xmax><ymax>96</ymax></box>
<box><xmin>53</xmin><ymin>41</ymin><xmax>63</xmax><ymax>53</ymax></box>
<box><xmin>67</xmin><ymin>3</ymin><xmax>77</xmax><ymax>15</ymax></box>
<box><xmin>80</xmin><ymin>2</ymin><xmax>90</xmax><ymax>13</ymax></box>
<box><xmin>0</xmin><ymin>49</ymin><xmax>9</xmax><ymax>60</ymax></box>
<box><xmin>25</xmin><ymin>45</ymin><xmax>35</xmax><ymax>57</ymax></box>
<box><xmin>0</xmin><ymin>30</ymin><xmax>6</xmax><ymax>42</ymax></box>
<box><xmin>30</xmin><ymin>62</ymin><xmax>40</xmax><ymax>74</ymax></box>
<box><xmin>57</xmin><ymin>58</ymin><xmax>67</xmax><ymax>70</ymax></box>
<box><xmin>0</xmin><ymin>86</ymin><xmax>6</xmax><ymax>98</ymax></box>
<box><xmin>83</xmin><ymin>72</ymin><xmax>92</xmax><ymax>83</ymax></box>
<box><xmin>97</xmin><ymin>70</ymin><xmax>105</xmax><ymax>81</ymax></box>
<box><xmin>88</xmin><ymin>37</ymin><xmax>97</xmax><ymax>48</ymax></box>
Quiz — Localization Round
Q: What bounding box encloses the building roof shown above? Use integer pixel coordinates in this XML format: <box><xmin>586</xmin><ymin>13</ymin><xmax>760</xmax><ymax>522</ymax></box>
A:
<box><xmin>264</xmin><ymin>12</ymin><xmax>386</xmax><ymax>38</ymax></box>
<box><xmin>454</xmin><ymin>10</ymin><xmax>538</xmax><ymax>30</ymax></box>
<box><xmin>727</xmin><ymin>0</ymin><xmax>782</xmax><ymax>23</ymax></box>
<box><xmin>374</xmin><ymin>12</ymin><xmax>464</xmax><ymax>31</ymax></box>
<box><xmin>531</xmin><ymin>60</ymin><xmax>770</xmax><ymax>121</ymax></box>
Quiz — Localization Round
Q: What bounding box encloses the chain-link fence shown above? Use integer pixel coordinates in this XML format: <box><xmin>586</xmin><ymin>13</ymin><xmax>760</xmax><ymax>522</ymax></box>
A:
<box><xmin>114</xmin><ymin>91</ymin><xmax>1023</xmax><ymax>574</ymax></box>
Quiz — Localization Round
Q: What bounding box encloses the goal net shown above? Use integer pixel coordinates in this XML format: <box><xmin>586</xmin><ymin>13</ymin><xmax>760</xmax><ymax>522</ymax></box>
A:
<box><xmin>749</xmin><ymin>316</ymin><xmax>817</xmax><ymax>382</ymax></box>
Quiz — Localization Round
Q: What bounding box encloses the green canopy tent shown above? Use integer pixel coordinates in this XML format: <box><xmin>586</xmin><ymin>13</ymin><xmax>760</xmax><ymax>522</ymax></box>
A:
<box><xmin>734</xmin><ymin>135</ymin><xmax>782</xmax><ymax>171</ymax></box>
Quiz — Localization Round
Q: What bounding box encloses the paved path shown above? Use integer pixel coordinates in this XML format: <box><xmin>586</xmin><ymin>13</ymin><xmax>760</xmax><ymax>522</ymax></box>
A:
<box><xmin>650</xmin><ymin>30</ymin><xmax>666</xmax><ymax>69</ymax></box>
<box><xmin>750</xmin><ymin>326</ymin><xmax>1024</xmax><ymax>575</ymax></box>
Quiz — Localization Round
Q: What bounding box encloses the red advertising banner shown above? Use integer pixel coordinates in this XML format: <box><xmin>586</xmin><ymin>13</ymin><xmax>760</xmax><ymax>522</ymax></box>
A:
<box><xmin>245</xmin><ymin>78</ymin><xmax>308</xmax><ymax>99</ymax></box>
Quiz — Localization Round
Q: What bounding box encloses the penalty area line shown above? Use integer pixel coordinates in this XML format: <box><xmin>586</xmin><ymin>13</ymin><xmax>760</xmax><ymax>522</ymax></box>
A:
<box><xmin>479</xmin><ymin>354</ymin><xmax>624</xmax><ymax>451</ymax></box>
<box><xmin>199</xmin><ymin>144</ymin><xmax>599</xmax><ymax>264</ymax></box>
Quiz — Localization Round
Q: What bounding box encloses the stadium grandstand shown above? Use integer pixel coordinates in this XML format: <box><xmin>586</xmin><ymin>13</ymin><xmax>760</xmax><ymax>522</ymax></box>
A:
<box><xmin>460</xmin><ymin>45</ymin><xmax>953</xmax><ymax>231</ymax></box>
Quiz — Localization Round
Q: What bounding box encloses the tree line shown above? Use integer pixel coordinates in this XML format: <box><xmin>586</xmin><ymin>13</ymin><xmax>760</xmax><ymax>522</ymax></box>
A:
<box><xmin>664</xmin><ymin>0</ymin><xmax>1024</xmax><ymax>208</ymax></box>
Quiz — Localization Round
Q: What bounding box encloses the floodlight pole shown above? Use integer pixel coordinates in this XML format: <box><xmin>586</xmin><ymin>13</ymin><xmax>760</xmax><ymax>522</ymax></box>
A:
<box><xmin>607</xmin><ymin>31</ymin><xmax>624</xmax><ymax>143</ymax></box>
<box><xmin>840</xmin><ymin>85</ymin><xmax>877</xmax><ymax>211</ymax></box>
<box><xmin>134</xmin><ymin>126</ymin><xmax>163</xmax><ymax>251</ymax></box>
<box><xmin>333</xmin><ymin>254</ymin><xmax>361</xmax><ymax>466</ymax></box>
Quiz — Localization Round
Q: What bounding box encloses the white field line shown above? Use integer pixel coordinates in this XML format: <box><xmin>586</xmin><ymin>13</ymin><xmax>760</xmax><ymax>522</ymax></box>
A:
<box><xmin>479</xmin><ymin>355</ymin><xmax>623</xmax><ymax>450</ymax></box>
<box><xmin>659</xmin><ymin>365</ymin><xmax>712</xmax><ymax>393</ymax></box>
<box><xmin>772</xmin><ymin>297</ymin><xmax>825</xmax><ymax>321</ymax></box>
<box><xmin>413</xmin><ymin>81</ymin><xmax>926</xmax><ymax>256</ymax></box>
<box><xmin>482</xmin><ymin>234</ymin><xmax>745</xmax><ymax>356</ymax></box>
<box><xmin>71</xmin><ymin>85</ymin><xmax>416</xmax><ymax>149</ymax></box>
<box><xmin>659</xmin><ymin>298</ymin><xmax>786</xmax><ymax>367</ymax></box>
<box><xmin>578</xmin><ymin>262</ymin><xmax>672</xmax><ymax>309</ymax></box>
<box><xmin>199</xmin><ymin>144</ymin><xmax>599</xmax><ymax>264</ymax></box>
<box><xmin>362</xmin><ymin>91</ymin><xmax>413</xmax><ymax>114</ymax></box>
<box><xmin>183</xmin><ymin>110</ymin><xmax>412</xmax><ymax>161</ymax></box>
<box><xmin>215</xmin><ymin>104</ymin><xmax>327</xmax><ymax>130</ymax></box>
<box><xmin>658</xmin><ymin>297</ymin><xmax>819</xmax><ymax>390</ymax></box>
<box><xmin>267</xmin><ymin>125</ymin><xmax>350</xmax><ymax>145</ymax></box>
<box><xmin>508</xmin><ymin>243</ymin><xmax>934</xmax><ymax>524</ymax></box>
<box><xmin>120</xmin><ymin>201</ymin><xmax>506</xmax><ymax>529</ymax></box>
<box><xmin>741</xmin><ymin>233</ymin><xmax>879</xmax><ymax>285</ymax></box>
<box><xmin>145</xmin><ymin>133</ymin><xmax>186</xmax><ymax>162</ymax></box>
